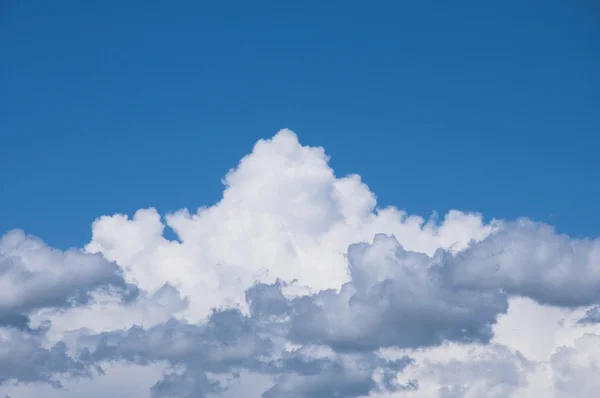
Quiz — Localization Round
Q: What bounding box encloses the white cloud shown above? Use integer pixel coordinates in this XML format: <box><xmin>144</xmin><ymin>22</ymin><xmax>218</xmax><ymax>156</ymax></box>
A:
<box><xmin>551</xmin><ymin>333</ymin><xmax>600</xmax><ymax>397</ymax></box>
<box><xmin>2</xmin><ymin>129</ymin><xmax>600</xmax><ymax>397</ymax></box>
<box><xmin>85</xmin><ymin>129</ymin><xmax>498</xmax><ymax>321</ymax></box>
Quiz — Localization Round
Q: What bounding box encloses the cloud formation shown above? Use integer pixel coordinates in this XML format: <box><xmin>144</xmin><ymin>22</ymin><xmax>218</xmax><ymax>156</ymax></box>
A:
<box><xmin>2</xmin><ymin>129</ymin><xmax>600</xmax><ymax>397</ymax></box>
<box><xmin>0</xmin><ymin>230</ymin><xmax>136</xmax><ymax>320</ymax></box>
<box><xmin>84</xmin><ymin>130</ymin><xmax>498</xmax><ymax>321</ymax></box>
<box><xmin>447</xmin><ymin>221</ymin><xmax>600</xmax><ymax>307</ymax></box>
<box><xmin>0</xmin><ymin>326</ymin><xmax>90</xmax><ymax>388</ymax></box>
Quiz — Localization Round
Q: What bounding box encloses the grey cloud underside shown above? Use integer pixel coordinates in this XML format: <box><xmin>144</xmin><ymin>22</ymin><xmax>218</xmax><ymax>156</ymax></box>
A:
<box><xmin>447</xmin><ymin>221</ymin><xmax>600</xmax><ymax>307</ymax></box>
<box><xmin>77</xmin><ymin>310</ymin><xmax>272</xmax><ymax>398</ymax></box>
<box><xmin>0</xmin><ymin>328</ymin><xmax>91</xmax><ymax>388</ymax></box>
<box><xmin>262</xmin><ymin>351</ymin><xmax>416</xmax><ymax>398</ymax></box>
<box><xmin>79</xmin><ymin>309</ymin><xmax>272</xmax><ymax>372</ymax></box>
<box><xmin>77</xmin><ymin>224</ymin><xmax>600</xmax><ymax>396</ymax></box>
<box><xmin>76</xmin><ymin>309</ymin><xmax>414</xmax><ymax>398</ymax></box>
<box><xmin>279</xmin><ymin>235</ymin><xmax>508</xmax><ymax>351</ymax></box>
<box><xmin>3</xmin><ymin>218</ymin><xmax>600</xmax><ymax>397</ymax></box>
<box><xmin>0</xmin><ymin>314</ymin><xmax>32</xmax><ymax>331</ymax></box>
<box><xmin>150</xmin><ymin>368</ymin><xmax>226</xmax><ymax>398</ymax></box>
<box><xmin>0</xmin><ymin>230</ymin><xmax>137</xmax><ymax>319</ymax></box>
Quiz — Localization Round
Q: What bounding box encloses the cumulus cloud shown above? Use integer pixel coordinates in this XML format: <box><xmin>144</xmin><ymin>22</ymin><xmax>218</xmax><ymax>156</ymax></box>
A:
<box><xmin>78</xmin><ymin>309</ymin><xmax>272</xmax><ymax>371</ymax></box>
<box><xmin>551</xmin><ymin>333</ymin><xmax>600</xmax><ymax>397</ymax></box>
<box><xmin>447</xmin><ymin>221</ymin><xmax>600</xmax><ymax>307</ymax></box>
<box><xmin>421</xmin><ymin>345</ymin><xmax>531</xmax><ymax>398</ymax></box>
<box><xmin>262</xmin><ymin>347</ymin><xmax>415</xmax><ymax>398</ymax></box>
<box><xmin>74</xmin><ymin>309</ymin><xmax>271</xmax><ymax>397</ymax></box>
<box><xmin>0</xmin><ymin>229</ymin><xmax>136</xmax><ymax>320</ymax></box>
<box><xmin>2</xmin><ymin>129</ymin><xmax>600</xmax><ymax>397</ymax></box>
<box><xmin>285</xmin><ymin>235</ymin><xmax>507</xmax><ymax>351</ymax></box>
<box><xmin>0</xmin><ymin>326</ymin><xmax>91</xmax><ymax>388</ymax></box>
<box><xmin>38</xmin><ymin>281</ymin><xmax>189</xmax><ymax>338</ymax></box>
<box><xmin>84</xmin><ymin>130</ymin><xmax>498</xmax><ymax>321</ymax></box>
<box><xmin>245</xmin><ymin>237</ymin><xmax>507</xmax><ymax>352</ymax></box>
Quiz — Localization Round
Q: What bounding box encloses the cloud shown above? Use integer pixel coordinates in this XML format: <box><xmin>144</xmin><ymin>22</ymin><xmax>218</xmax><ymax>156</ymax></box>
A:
<box><xmin>551</xmin><ymin>333</ymin><xmax>600</xmax><ymax>397</ymax></box>
<box><xmin>247</xmin><ymin>235</ymin><xmax>507</xmax><ymax>352</ymax></box>
<box><xmin>39</xmin><ymin>281</ymin><xmax>189</xmax><ymax>338</ymax></box>
<box><xmin>3</xmin><ymin>129</ymin><xmax>600</xmax><ymax>397</ymax></box>
<box><xmin>422</xmin><ymin>345</ymin><xmax>532</xmax><ymax>398</ymax></box>
<box><xmin>149</xmin><ymin>368</ymin><xmax>225</xmax><ymax>398</ymax></box>
<box><xmin>0</xmin><ymin>313</ymin><xmax>32</xmax><ymax>331</ymax></box>
<box><xmin>262</xmin><ymin>347</ymin><xmax>415</xmax><ymax>398</ymax></box>
<box><xmin>85</xmin><ymin>130</ymin><xmax>497</xmax><ymax>321</ymax></box>
<box><xmin>246</xmin><ymin>221</ymin><xmax>600</xmax><ymax>353</ymax></box>
<box><xmin>0</xmin><ymin>229</ymin><xmax>137</xmax><ymax>319</ymax></box>
<box><xmin>578</xmin><ymin>306</ymin><xmax>600</xmax><ymax>324</ymax></box>
<box><xmin>75</xmin><ymin>309</ymin><xmax>272</xmax><ymax>397</ymax></box>
<box><xmin>447</xmin><ymin>221</ymin><xmax>600</xmax><ymax>307</ymax></box>
<box><xmin>289</xmin><ymin>235</ymin><xmax>507</xmax><ymax>350</ymax></box>
<box><xmin>75</xmin><ymin>308</ymin><xmax>416</xmax><ymax>398</ymax></box>
<box><xmin>78</xmin><ymin>309</ymin><xmax>272</xmax><ymax>372</ymax></box>
<box><xmin>0</xmin><ymin>326</ymin><xmax>91</xmax><ymax>388</ymax></box>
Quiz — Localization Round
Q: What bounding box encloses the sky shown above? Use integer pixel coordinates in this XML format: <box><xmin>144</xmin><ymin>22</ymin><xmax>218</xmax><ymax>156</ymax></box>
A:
<box><xmin>1</xmin><ymin>0</ymin><xmax>600</xmax><ymax>249</ymax></box>
<box><xmin>1</xmin><ymin>1</ymin><xmax>600</xmax><ymax>398</ymax></box>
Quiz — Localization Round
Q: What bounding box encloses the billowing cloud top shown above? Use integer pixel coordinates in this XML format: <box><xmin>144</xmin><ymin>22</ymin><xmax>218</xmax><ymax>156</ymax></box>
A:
<box><xmin>2</xmin><ymin>130</ymin><xmax>600</xmax><ymax>398</ymax></box>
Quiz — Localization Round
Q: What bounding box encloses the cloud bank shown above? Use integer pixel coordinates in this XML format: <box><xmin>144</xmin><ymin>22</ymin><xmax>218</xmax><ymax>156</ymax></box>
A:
<box><xmin>2</xmin><ymin>129</ymin><xmax>600</xmax><ymax>397</ymax></box>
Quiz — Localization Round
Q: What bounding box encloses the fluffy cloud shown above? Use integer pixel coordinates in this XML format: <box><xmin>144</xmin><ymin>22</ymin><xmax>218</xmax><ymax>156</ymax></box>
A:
<box><xmin>551</xmin><ymin>333</ymin><xmax>600</xmax><ymax>397</ymax></box>
<box><xmin>71</xmin><ymin>305</ymin><xmax>413</xmax><ymax>398</ymax></box>
<box><xmin>290</xmin><ymin>235</ymin><xmax>507</xmax><ymax>350</ymax></box>
<box><xmin>76</xmin><ymin>309</ymin><xmax>271</xmax><ymax>398</ymax></box>
<box><xmin>0</xmin><ymin>229</ymin><xmax>136</xmax><ymax>322</ymax></box>
<box><xmin>84</xmin><ymin>130</ymin><xmax>498</xmax><ymax>321</ymax></box>
<box><xmin>248</xmin><ymin>236</ymin><xmax>507</xmax><ymax>351</ymax></box>
<box><xmin>0</xmin><ymin>326</ymin><xmax>90</xmax><ymax>388</ymax></box>
<box><xmin>447</xmin><ymin>221</ymin><xmax>600</xmax><ymax>307</ymax></box>
<box><xmin>372</xmin><ymin>343</ymin><xmax>531</xmax><ymax>398</ymax></box>
<box><xmin>2</xmin><ymin>129</ymin><xmax>600</xmax><ymax>397</ymax></box>
<box><xmin>262</xmin><ymin>347</ymin><xmax>415</xmax><ymax>398</ymax></box>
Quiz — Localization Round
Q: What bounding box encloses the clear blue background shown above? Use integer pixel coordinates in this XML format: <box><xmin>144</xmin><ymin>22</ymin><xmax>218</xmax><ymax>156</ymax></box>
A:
<box><xmin>1</xmin><ymin>0</ymin><xmax>599</xmax><ymax>249</ymax></box>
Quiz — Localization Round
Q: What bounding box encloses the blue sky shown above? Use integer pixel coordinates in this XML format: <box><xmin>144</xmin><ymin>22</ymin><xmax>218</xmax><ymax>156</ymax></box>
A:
<box><xmin>1</xmin><ymin>0</ymin><xmax>599</xmax><ymax>249</ymax></box>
